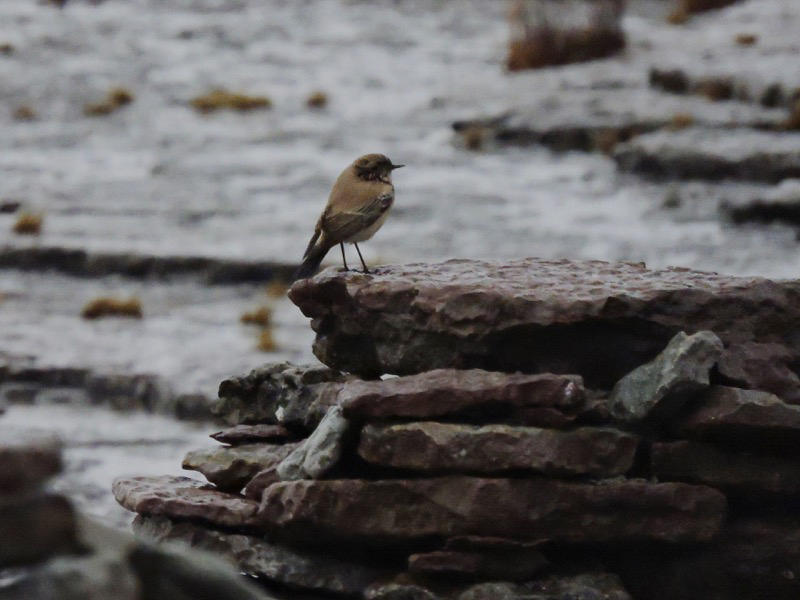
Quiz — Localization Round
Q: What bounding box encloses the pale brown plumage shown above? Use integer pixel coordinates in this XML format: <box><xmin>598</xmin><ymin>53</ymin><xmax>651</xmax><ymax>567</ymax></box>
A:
<box><xmin>294</xmin><ymin>153</ymin><xmax>403</xmax><ymax>279</ymax></box>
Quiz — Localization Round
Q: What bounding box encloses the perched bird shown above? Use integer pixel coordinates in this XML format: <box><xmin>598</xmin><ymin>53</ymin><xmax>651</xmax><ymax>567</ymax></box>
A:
<box><xmin>294</xmin><ymin>153</ymin><xmax>404</xmax><ymax>280</ymax></box>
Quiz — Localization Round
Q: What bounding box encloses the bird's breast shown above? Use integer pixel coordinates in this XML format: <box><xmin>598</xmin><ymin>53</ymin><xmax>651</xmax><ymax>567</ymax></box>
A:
<box><xmin>346</xmin><ymin>204</ymin><xmax>393</xmax><ymax>243</ymax></box>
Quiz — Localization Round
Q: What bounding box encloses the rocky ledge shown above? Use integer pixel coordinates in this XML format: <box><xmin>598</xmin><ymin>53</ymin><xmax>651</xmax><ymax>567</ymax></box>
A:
<box><xmin>289</xmin><ymin>258</ymin><xmax>800</xmax><ymax>400</ymax></box>
<box><xmin>113</xmin><ymin>259</ymin><xmax>800</xmax><ymax>600</ymax></box>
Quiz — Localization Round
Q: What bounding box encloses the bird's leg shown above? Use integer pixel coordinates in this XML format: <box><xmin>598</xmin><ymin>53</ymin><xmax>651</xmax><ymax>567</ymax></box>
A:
<box><xmin>354</xmin><ymin>243</ymin><xmax>370</xmax><ymax>274</ymax></box>
<box><xmin>339</xmin><ymin>243</ymin><xmax>350</xmax><ymax>271</ymax></box>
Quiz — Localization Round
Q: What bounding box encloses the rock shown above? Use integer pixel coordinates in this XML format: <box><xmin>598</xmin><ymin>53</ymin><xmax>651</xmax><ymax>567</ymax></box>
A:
<box><xmin>0</xmin><ymin>245</ymin><xmax>295</xmax><ymax>284</ymax></box>
<box><xmin>716</xmin><ymin>342</ymin><xmax>800</xmax><ymax>404</ymax></box>
<box><xmin>358</xmin><ymin>422</ymin><xmax>638</xmax><ymax>478</ymax></box>
<box><xmin>1</xmin><ymin>552</ymin><xmax>141</xmax><ymax>600</ymax></box>
<box><xmin>134</xmin><ymin>515</ymin><xmax>391</xmax><ymax>596</ymax></box>
<box><xmin>673</xmin><ymin>386</ymin><xmax>800</xmax><ymax>452</ymax></box>
<box><xmin>609</xmin><ymin>331</ymin><xmax>723</xmax><ymax>424</ymax></box>
<box><xmin>242</xmin><ymin>468</ymin><xmax>281</xmax><ymax>500</ymax></box>
<box><xmin>652</xmin><ymin>440</ymin><xmax>800</xmax><ymax>498</ymax></box>
<box><xmin>458</xmin><ymin>572</ymin><xmax>632</xmax><ymax>600</ymax></box>
<box><xmin>277</xmin><ymin>405</ymin><xmax>352</xmax><ymax>480</ymax></box>
<box><xmin>182</xmin><ymin>443</ymin><xmax>300</xmax><ymax>491</ymax></box>
<box><xmin>259</xmin><ymin>477</ymin><xmax>726</xmax><ymax>545</ymax></box>
<box><xmin>0</xmin><ymin>494</ymin><xmax>77</xmax><ymax>566</ymax></box>
<box><xmin>613</xmin><ymin>128</ymin><xmax>800</xmax><ymax>183</ymax></box>
<box><xmin>610</xmin><ymin>516</ymin><xmax>800</xmax><ymax>600</ymax></box>
<box><xmin>210</xmin><ymin>424</ymin><xmax>297</xmax><ymax>445</ymax></box>
<box><xmin>87</xmin><ymin>373</ymin><xmax>173</xmax><ymax>414</ymax></box>
<box><xmin>0</xmin><ymin>428</ymin><xmax>63</xmax><ymax>494</ymax></box>
<box><xmin>112</xmin><ymin>476</ymin><xmax>261</xmax><ymax>530</ymax></box>
<box><xmin>365</xmin><ymin>581</ymin><xmax>442</xmax><ymax>600</ymax></box>
<box><xmin>288</xmin><ymin>258</ymin><xmax>800</xmax><ymax>388</ymax></box>
<box><xmin>408</xmin><ymin>547</ymin><xmax>548</xmax><ymax>581</ymax></box>
<box><xmin>213</xmin><ymin>362</ymin><xmax>351</xmax><ymax>430</ymax></box>
<box><xmin>340</xmin><ymin>369</ymin><xmax>586</xmax><ymax>424</ymax></box>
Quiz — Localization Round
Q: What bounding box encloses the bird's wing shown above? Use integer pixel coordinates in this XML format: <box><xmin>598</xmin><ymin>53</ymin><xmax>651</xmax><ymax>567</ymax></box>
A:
<box><xmin>323</xmin><ymin>193</ymin><xmax>393</xmax><ymax>242</ymax></box>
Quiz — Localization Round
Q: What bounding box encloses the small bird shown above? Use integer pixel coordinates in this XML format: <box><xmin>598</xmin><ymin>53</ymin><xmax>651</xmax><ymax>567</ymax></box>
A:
<box><xmin>294</xmin><ymin>153</ymin><xmax>404</xmax><ymax>280</ymax></box>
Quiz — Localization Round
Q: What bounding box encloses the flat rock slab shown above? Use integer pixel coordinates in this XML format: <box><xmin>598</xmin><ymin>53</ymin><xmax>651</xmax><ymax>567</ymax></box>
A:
<box><xmin>112</xmin><ymin>475</ymin><xmax>261</xmax><ymax>529</ymax></box>
<box><xmin>674</xmin><ymin>386</ymin><xmax>800</xmax><ymax>453</ymax></box>
<box><xmin>259</xmin><ymin>477</ymin><xmax>725</xmax><ymax>545</ymax></box>
<box><xmin>716</xmin><ymin>342</ymin><xmax>800</xmax><ymax>405</ymax></box>
<box><xmin>288</xmin><ymin>258</ymin><xmax>800</xmax><ymax>391</ymax></box>
<box><xmin>182</xmin><ymin>443</ymin><xmax>300</xmax><ymax>491</ymax></box>
<box><xmin>613</xmin><ymin>128</ymin><xmax>800</xmax><ymax>183</ymax></box>
<box><xmin>210</xmin><ymin>424</ymin><xmax>298</xmax><ymax>445</ymax></box>
<box><xmin>358</xmin><ymin>422</ymin><xmax>638</xmax><ymax>478</ymax></box>
<box><xmin>458</xmin><ymin>573</ymin><xmax>633</xmax><ymax>600</ymax></box>
<box><xmin>408</xmin><ymin>548</ymin><xmax>548</xmax><ymax>581</ymax></box>
<box><xmin>340</xmin><ymin>369</ymin><xmax>585</xmax><ymax>424</ymax></box>
<box><xmin>652</xmin><ymin>440</ymin><xmax>800</xmax><ymax>498</ymax></box>
<box><xmin>134</xmin><ymin>515</ymin><xmax>390</xmax><ymax>596</ymax></box>
<box><xmin>213</xmin><ymin>362</ymin><xmax>352</xmax><ymax>430</ymax></box>
<box><xmin>0</xmin><ymin>427</ymin><xmax>63</xmax><ymax>494</ymax></box>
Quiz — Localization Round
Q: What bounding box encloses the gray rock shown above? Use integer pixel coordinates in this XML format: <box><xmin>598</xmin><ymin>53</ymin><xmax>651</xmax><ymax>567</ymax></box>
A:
<box><xmin>358</xmin><ymin>422</ymin><xmax>638</xmax><ymax>478</ymax></box>
<box><xmin>112</xmin><ymin>475</ymin><xmax>261</xmax><ymax>530</ymax></box>
<box><xmin>213</xmin><ymin>362</ymin><xmax>351</xmax><ymax>430</ymax></box>
<box><xmin>408</xmin><ymin>547</ymin><xmax>548</xmax><ymax>581</ymax></box>
<box><xmin>458</xmin><ymin>572</ymin><xmax>632</xmax><ymax>600</ymax></box>
<box><xmin>242</xmin><ymin>468</ymin><xmax>281</xmax><ymax>500</ymax></box>
<box><xmin>182</xmin><ymin>443</ymin><xmax>300</xmax><ymax>491</ymax></box>
<box><xmin>134</xmin><ymin>515</ymin><xmax>390</xmax><ymax>596</ymax></box>
<box><xmin>0</xmin><ymin>494</ymin><xmax>77</xmax><ymax>567</ymax></box>
<box><xmin>277</xmin><ymin>406</ymin><xmax>352</xmax><ymax>480</ymax></box>
<box><xmin>610</xmin><ymin>331</ymin><xmax>723</xmax><ymax>423</ymax></box>
<box><xmin>365</xmin><ymin>582</ymin><xmax>442</xmax><ymax>600</ymax></box>
<box><xmin>210</xmin><ymin>424</ymin><xmax>297</xmax><ymax>445</ymax></box>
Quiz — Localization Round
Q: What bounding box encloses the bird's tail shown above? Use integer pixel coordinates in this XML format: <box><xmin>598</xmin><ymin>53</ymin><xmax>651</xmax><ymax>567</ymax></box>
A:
<box><xmin>293</xmin><ymin>241</ymin><xmax>332</xmax><ymax>280</ymax></box>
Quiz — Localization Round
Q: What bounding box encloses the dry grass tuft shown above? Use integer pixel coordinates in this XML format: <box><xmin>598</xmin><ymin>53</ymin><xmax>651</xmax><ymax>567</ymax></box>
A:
<box><xmin>0</xmin><ymin>42</ymin><xmax>14</xmax><ymax>55</ymax></box>
<box><xmin>670</xmin><ymin>113</ymin><xmax>695</xmax><ymax>130</ymax></box>
<box><xmin>256</xmin><ymin>329</ymin><xmax>277</xmax><ymax>352</ymax></box>
<box><xmin>694</xmin><ymin>77</ymin><xmax>734</xmax><ymax>102</ymax></box>
<box><xmin>781</xmin><ymin>102</ymin><xmax>800</xmax><ymax>131</ymax></box>
<box><xmin>13</xmin><ymin>105</ymin><xmax>36</xmax><ymax>121</ymax></box>
<box><xmin>190</xmin><ymin>88</ymin><xmax>272</xmax><ymax>114</ymax></box>
<box><xmin>81</xmin><ymin>297</ymin><xmax>143</xmax><ymax>320</ymax></box>
<box><xmin>13</xmin><ymin>212</ymin><xmax>42</xmax><ymax>235</ymax></box>
<box><xmin>240</xmin><ymin>305</ymin><xmax>272</xmax><ymax>328</ymax></box>
<box><xmin>265</xmin><ymin>280</ymin><xmax>290</xmax><ymax>299</ymax></box>
<box><xmin>306</xmin><ymin>91</ymin><xmax>329</xmax><ymax>109</ymax></box>
<box><xmin>735</xmin><ymin>33</ymin><xmax>757</xmax><ymax>46</ymax></box>
<box><xmin>84</xmin><ymin>86</ymin><xmax>135</xmax><ymax>117</ymax></box>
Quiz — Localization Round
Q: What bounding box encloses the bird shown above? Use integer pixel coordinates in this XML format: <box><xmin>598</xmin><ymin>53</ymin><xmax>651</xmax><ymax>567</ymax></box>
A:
<box><xmin>294</xmin><ymin>153</ymin><xmax>404</xmax><ymax>280</ymax></box>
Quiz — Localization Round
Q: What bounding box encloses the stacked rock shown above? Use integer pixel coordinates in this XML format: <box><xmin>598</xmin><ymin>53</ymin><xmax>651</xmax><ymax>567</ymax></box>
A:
<box><xmin>114</xmin><ymin>258</ymin><xmax>800</xmax><ymax>600</ymax></box>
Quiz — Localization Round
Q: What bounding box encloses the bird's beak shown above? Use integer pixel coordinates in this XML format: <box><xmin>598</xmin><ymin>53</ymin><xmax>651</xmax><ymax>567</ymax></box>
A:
<box><xmin>390</xmin><ymin>163</ymin><xmax>405</xmax><ymax>170</ymax></box>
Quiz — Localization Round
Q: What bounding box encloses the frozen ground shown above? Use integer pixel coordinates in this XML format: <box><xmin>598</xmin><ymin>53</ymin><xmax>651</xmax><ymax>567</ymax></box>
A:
<box><xmin>0</xmin><ymin>0</ymin><xmax>799</xmax><ymax>526</ymax></box>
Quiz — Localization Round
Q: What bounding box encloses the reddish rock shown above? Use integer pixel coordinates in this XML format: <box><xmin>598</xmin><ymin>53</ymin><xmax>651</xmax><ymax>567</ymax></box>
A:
<box><xmin>210</xmin><ymin>424</ymin><xmax>298</xmax><ymax>445</ymax></box>
<box><xmin>288</xmin><ymin>258</ymin><xmax>800</xmax><ymax>389</ymax></box>
<box><xmin>112</xmin><ymin>475</ymin><xmax>261</xmax><ymax>529</ymax></box>
<box><xmin>182</xmin><ymin>443</ymin><xmax>300</xmax><ymax>491</ymax></box>
<box><xmin>0</xmin><ymin>428</ymin><xmax>62</xmax><ymax>494</ymax></box>
<box><xmin>652</xmin><ymin>440</ymin><xmax>800</xmax><ymax>497</ymax></box>
<box><xmin>408</xmin><ymin>548</ymin><xmax>548</xmax><ymax>581</ymax></box>
<box><xmin>717</xmin><ymin>342</ymin><xmax>800</xmax><ymax>404</ymax></box>
<box><xmin>340</xmin><ymin>369</ymin><xmax>585</xmax><ymax>424</ymax></box>
<box><xmin>674</xmin><ymin>386</ymin><xmax>800</xmax><ymax>452</ymax></box>
<box><xmin>358</xmin><ymin>422</ymin><xmax>638</xmax><ymax>478</ymax></box>
<box><xmin>259</xmin><ymin>477</ymin><xmax>725</xmax><ymax>545</ymax></box>
<box><xmin>610</xmin><ymin>516</ymin><xmax>800</xmax><ymax>600</ymax></box>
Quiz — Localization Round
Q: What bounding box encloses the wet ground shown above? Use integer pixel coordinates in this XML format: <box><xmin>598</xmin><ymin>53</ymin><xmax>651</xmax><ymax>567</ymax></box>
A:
<box><xmin>1</xmin><ymin>0</ymin><xmax>799</xmax><ymax>525</ymax></box>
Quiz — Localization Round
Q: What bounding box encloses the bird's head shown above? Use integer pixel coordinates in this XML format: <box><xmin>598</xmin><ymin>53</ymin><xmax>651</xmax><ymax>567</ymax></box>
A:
<box><xmin>352</xmin><ymin>153</ymin><xmax>404</xmax><ymax>182</ymax></box>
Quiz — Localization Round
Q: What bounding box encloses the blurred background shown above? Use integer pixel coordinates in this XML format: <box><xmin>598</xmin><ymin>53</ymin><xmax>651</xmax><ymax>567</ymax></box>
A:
<box><xmin>1</xmin><ymin>0</ymin><xmax>798</xmax><ymax>525</ymax></box>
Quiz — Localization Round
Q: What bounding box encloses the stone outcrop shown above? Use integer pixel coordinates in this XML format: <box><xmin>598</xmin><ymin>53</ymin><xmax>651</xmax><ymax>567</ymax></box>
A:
<box><xmin>1</xmin><ymin>429</ymin><xmax>271</xmax><ymax>599</ymax></box>
<box><xmin>288</xmin><ymin>258</ymin><xmax>800</xmax><ymax>399</ymax></box>
<box><xmin>114</xmin><ymin>260</ymin><xmax>800</xmax><ymax>599</ymax></box>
